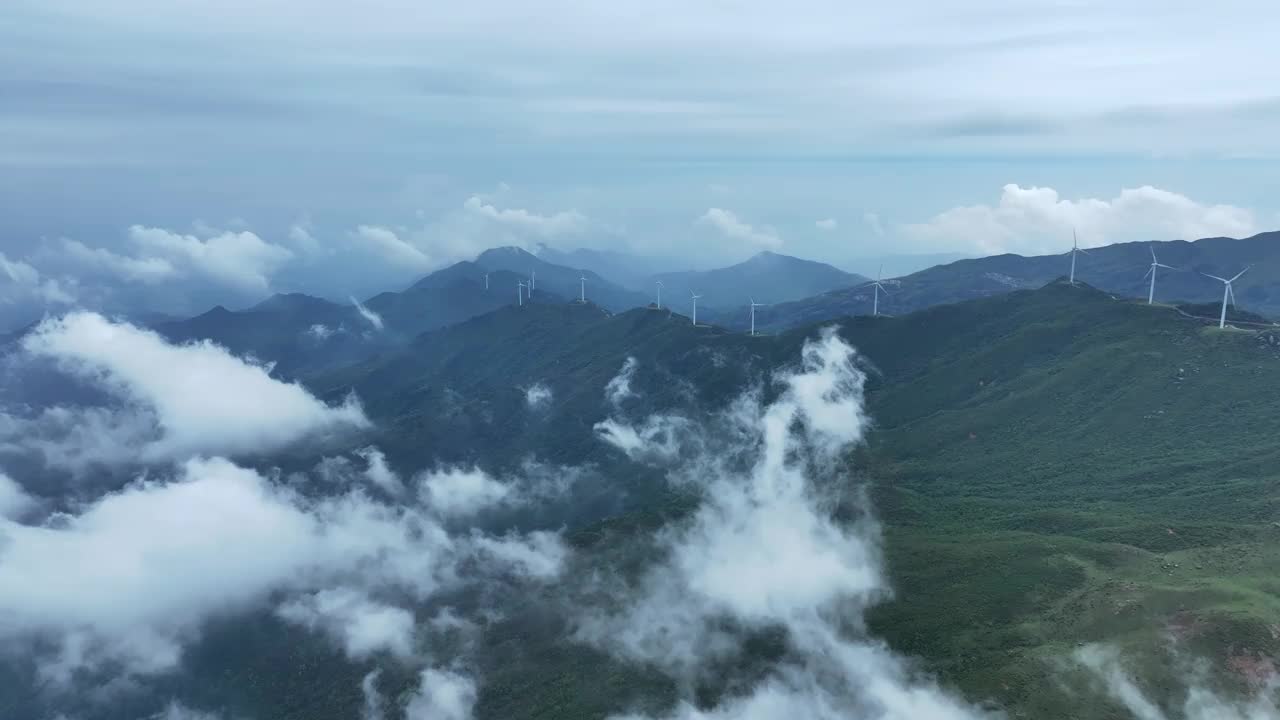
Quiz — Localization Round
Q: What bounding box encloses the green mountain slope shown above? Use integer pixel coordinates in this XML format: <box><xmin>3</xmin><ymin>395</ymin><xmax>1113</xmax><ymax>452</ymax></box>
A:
<box><xmin>306</xmin><ymin>279</ymin><xmax>1280</xmax><ymax>718</ymax></box>
<box><xmin>10</xmin><ymin>282</ymin><xmax>1280</xmax><ymax>720</ymax></box>
<box><xmin>758</xmin><ymin>230</ymin><xmax>1280</xmax><ymax>331</ymax></box>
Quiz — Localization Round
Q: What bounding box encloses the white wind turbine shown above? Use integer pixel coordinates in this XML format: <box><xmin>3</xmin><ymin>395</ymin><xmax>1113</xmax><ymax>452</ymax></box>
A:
<box><xmin>1143</xmin><ymin>245</ymin><xmax>1177</xmax><ymax>305</ymax></box>
<box><xmin>530</xmin><ymin>269</ymin><xmax>536</xmax><ymax>292</ymax></box>
<box><xmin>484</xmin><ymin>272</ymin><xmax>489</xmax><ymax>291</ymax></box>
<box><xmin>749</xmin><ymin>298</ymin><xmax>766</xmax><ymax>336</ymax></box>
<box><xmin>655</xmin><ymin>280</ymin><xmax>664</xmax><ymax>309</ymax></box>
<box><xmin>517</xmin><ymin>280</ymin><xmax>527</xmax><ymax>307</ymax></box>
<box><xmin>690</xmin><ymin>291</ymin><xmax>702</xmax><ymax>326</ymax></box>
<box><xmin>1201</xmin><ymin>266</ymin><xmax>1250</xmax><ymax>329</ymax></box>
<box><xmin>1068</xmin><ymin>229</ymin><xmax>1091</xmax><ymax>285</ymax></box>
<box><xmin>866</xmin><ymin>264</ymin><xmax>891</xmax><ymax>317</ymax></box>
<box><xmin>579</xmin><ymin>273</ymin><xmax>587</xmax><ymax>303</ymax></box>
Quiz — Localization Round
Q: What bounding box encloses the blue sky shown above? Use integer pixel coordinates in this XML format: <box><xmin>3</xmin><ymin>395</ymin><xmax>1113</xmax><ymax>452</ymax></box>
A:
<box><xmin>2</xmin><ymin>0</ymin><xmax>1278</xmax><ymax>327</ymax></box>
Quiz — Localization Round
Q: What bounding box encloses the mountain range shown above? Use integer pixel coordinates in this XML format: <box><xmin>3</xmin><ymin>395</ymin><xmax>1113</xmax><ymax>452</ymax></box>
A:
<box><xmin>7</xmin><ymin>244</ymin><xmax>1280</xmax><ymax>718</ymax></box>
<box><xmin>751</xmin><ymin>230</ymin><xmax>1280</xmax><ymax>331</ymax></box>
<box><xmin>650</xmin><ymin>250</ymin><xmax>869</xmax><ymax>307</ymax></box>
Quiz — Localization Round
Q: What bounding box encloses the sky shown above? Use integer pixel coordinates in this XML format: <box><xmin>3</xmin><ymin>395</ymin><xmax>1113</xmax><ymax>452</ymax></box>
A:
<box><xmin>2</xmin><ymin>0</ymin><xmax>1279</xmax><ymax>329</ymax></box>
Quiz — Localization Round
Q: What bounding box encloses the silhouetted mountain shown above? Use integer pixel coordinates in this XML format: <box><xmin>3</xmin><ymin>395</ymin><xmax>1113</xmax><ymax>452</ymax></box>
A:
<box><xmin>474</xmin><ymin>247</ymin><xmax>651</xmax><ymax>310</ymax></box>
<box><xmin>532</xmin><ymin>244</ymin><xmax>678</xmax><ymax>290</ymax></box>
<box><xmin>757</xmin><ymin>231</ymin><xmax>1280</xmax><ymax>331</ymax></box>
<box><xmin>651</xmin><ymin>250</ymin><xmax>868</xmax><ymax>308</ymax></box>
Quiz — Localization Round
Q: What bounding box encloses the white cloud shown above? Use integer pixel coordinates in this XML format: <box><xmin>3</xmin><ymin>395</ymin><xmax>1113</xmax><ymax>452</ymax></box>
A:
<box><xmin>127</xmin><ymin>224</ymin><xmax>293</xmax><ymax>293</ymax></box>
<box><xmin>0</xmin><ymin>458</ymin><xmax>322</xmax><ymax>679</ymax></box>
<box><xmin>525</xmin><ymin>382</ymin><xmax>552</xmax><ymax>409</ymax></box>
<box><xmin>288</xmin><ymin>221</ymin><xmax>327</xmax><ymax>257</ymax></box>
<box><xmin>1076</xmin><ymin>645</ymin><xmax>1280</xmax><ymax>720</ymax></box>
<box><xmin>815</xmin><ymin>218</ymin><xmax>838</xmax><ymax>231</ymax></box>
<box><xmin>903</xmin><ymin>184</ymin><xmax>1257</xmax><ymax>255</ymax></box>
<box><xmin>0</xmin><ymin>456</ymin><xmax>567</xmax><ymax>682</ymax></box>
<box><xmin>594</xmin><ymin>415</ymin><xmax>692</xmax><ymax>463</ymax></box>
<box><xmin>356</xmin><ymin>446</ymin><xmax>403</xmax><ymax>495</ymax></box>
<box><xmin>580</xmin><ymin>329</ymin><xmax>988</xmax><ymax>719</ymax></box>
<box><xmin>419</xmin><ymin>467</ymin><xmax>511</xmax><ymax>518</ymax></box>
<box><xmin>58</xmin><ymin>238</ymin><xmax>177</xmax><ymax>284</ymax></box>
<box><xmin>351</xmin><ymin>295</ymin><xmax>385</xmax><ymax>330</ymax></box>
<box><xmin>307</xmin><ymin>323</ymin><xmax>335</xmax><ymax>340</ymax></box>
<box><xmin>20</xmin><ymin>312</ymin><xmax>369</xmax><ymax>461</ymax></box>
<box><xmin>605</xmin><ymin>357</ymin><xmax>639</xmax><ymax>408</ymax></box>
<box><xmin>361</xmin><ymin>669</ymin><xmax>387</xmax><ymax>720</ymax></box>
<box><xmin>0</xmin><ymin>472</ymin><xmax>36</xmax><ymax>520</ymax></box>
<box><xmin>698</xmin><ymin>208</ymin><xmax>781</xmax><ymax>248</ymax></box>
<box><xmin>463</xmin><ymin>196</ymin><xmax>587</xmax><ymax>238</ymax></box>
<box><xmin>0</xmin><ymin>251</ymin><xmax>76</xmax><ymax>306</ymax></box>
<box><xmin>0</xmin><ymin>404</ymin><xmax>160</xmax><ymax>474</ymax></box>
<box><xmin>468</xmin><ymin>530</ymin><xmax>567</xmax><ymax>580</ymax></box>
<box><xmin>352</xmin><ymin>225</ymin><xmax>436</xmax><ymax>271</ymax></box>
<box><xmin>277</xmin><ymin>587</ymin><xmax>415</xmax><ymax>659</ymax></box>
<box><xmin>404</xmin><ymin>667</ymin><xmax>478</xmax><ymax>720</ymax></box>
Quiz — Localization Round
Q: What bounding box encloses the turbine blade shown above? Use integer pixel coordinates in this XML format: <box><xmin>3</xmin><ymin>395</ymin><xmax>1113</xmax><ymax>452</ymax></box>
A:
<box><xmin>1143</xmin><ymin>267</ymin><xmax>1153</xmax><ymax>280</ymax></box>
<box><xmin>1230</xmin><ymin>266</ymin><xmax>1251</xmax><ymax>283</ymax></box>
<box><xmin>1150</xmin><ymin>245</ymin><xmax>1157</xmax><ymax>262</ymax></box>
<box><xmin>1157</xmin><ymin>263</ymin><xmax>1177</xmax><ymax>270</ymax></box>
<box><xmin>1202</xmin><ymin>272</ymin><xmax>1228</xmax><ymax>283</ymax></box>
<box><xmin>1228</xmin><ymin>284</ymin><xmax>1237</xmax><ymax>308</ymax></box>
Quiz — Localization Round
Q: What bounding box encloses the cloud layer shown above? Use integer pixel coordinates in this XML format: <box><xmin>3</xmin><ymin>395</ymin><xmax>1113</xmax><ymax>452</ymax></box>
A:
<box><xmin>582</xmin><ymin>329</ymin><xmax>989</xmax><ymax>718</ymax></box>
<box><xmin>0</xmin><ymin>453</ymin><xmax>567</xmax><ymax>686</ymax></box>
<box><xmin>904</xmin><ymin>184</ymin><xmax>1257</xmax><ymax>255</ymax></box>
<box><xmin>17</xmin><ymin>312</ymin><xmax>369</xmax><ymax>463</ymax></box>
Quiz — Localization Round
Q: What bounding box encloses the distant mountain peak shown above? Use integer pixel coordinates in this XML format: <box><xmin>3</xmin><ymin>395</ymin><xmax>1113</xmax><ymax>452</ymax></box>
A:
<box><xmin>479</xmin><ymin>246</ymin><xmax>534</xmax><ymax>259</ymax></box>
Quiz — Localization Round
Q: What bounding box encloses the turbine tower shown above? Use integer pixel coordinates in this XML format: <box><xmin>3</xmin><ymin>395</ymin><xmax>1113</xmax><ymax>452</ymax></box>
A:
<box><xmin>870</xmin><ymin>265</ymin><xmax>890</xmax><ymax>317</ymax></box>
<box><xmin>530</xmin><ymin>269</ymin><xmax>536</xmax><ymax>292</ymax></box>
<box><xmin>1068</xmin><ymin>229</ymin><xmax>1091</xmax><ymax>285</ymax></box>
<box><xmin>1143</xmin><ymin>245</ymin><xmax>1177</xmax><ymax>305</ymax></box>
<box><xmin>749</xmin><ymin>298</ymin><xmax>765</xmax><ymax>336</ymax></box>
<box><xmin>579</xmin><ymin>273</ymin><xmax>587</xmax><ymax>303</ymax></box>
<box><xmin>655</xmin><ymin>280</ymin><xmax>664</xmax><ymax>309</ymax></box>
<box><xmin>1201</xmin><ymin>267</ymin><xmax>1250</xmax><ymax>329</ymax></box>
<box><xmin>484</xmin><ymin>272</ymin><xmax>489</xmax><ymax>291</ymax></box>
<box><xmin>517</xmin><ymin>280</ymin><xmax>527</xmax><ymax>307</ymax></box>
<box><xmin>690</xmin><ymin>291</ymin><xmax>702</xmax><ymax>326</ymax></box>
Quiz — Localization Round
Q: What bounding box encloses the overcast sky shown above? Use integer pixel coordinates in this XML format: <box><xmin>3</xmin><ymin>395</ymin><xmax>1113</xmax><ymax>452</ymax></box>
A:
<box><xmin>2</xmin><ymin>0</ymin><xmax>1279</xmax><ymax>328</ymax></box>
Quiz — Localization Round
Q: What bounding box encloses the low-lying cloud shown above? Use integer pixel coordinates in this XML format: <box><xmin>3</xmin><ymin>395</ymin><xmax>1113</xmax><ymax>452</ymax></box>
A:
<box><xmin>1076</xmin><ymin>644</ymin><xmax>1280</xmax><ymax>720</ymax></box>
<box><xmin>0</xmin><ymin>453</ymin><xmax>567</xmax><ymax>686</ymax></box>
<box><xmin>17</xmin><ymin>311</ymin><xmax>369</xmax><ymax>463</ymax></box>
<box><xmin>579</xmin><ymin>328</ymin><xmax>990</xmax><ymax>718</ymax></box>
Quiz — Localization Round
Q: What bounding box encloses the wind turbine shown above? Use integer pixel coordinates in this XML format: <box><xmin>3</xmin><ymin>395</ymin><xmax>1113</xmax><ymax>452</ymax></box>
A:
<box><xmin>1143</xmin><ymin>245</ymin><xmax>1177</xmax><ymax>305</ymax></box>
<box><xmin>690</xmin><ymin>291</ymin><xmax>702</xmax><ymax>326</ymax></box>
<box><xmin>530</xmin><ymin>269</ymin><xmax>536</xmax><ymax>292</ymax></box>
<box><xmin>579</xmin><ymin>273</ymin><xmax>587</xmax><ymax>303</ymax></box>
<box><xmin>1068</xmin><ymin>229</ymin><xmax>1091</xmax><ymax>285</ymax></box>
<box><xmin>868</xmin><ymin>265</ymin><xmax>890</xmax><ymax>317</ymax></box>
<box><xmin>749</xmin><ymin>298</ymin><xmax>766</xmax><ymax>336</ymax></box>
<box><xmin>655</xmin><ymin>280</ymin><xmax>664</xmax><ymax>309</ymax></box>
<box><xmin>1201</xmin><ymin>266</ymin><xmax>1250</xmax><ymax>329</ymax></box>
<box><xmin>517</xmin><ymin>280</ymin><xmax>527</xmax><ymax>307</ymax></box>
<box><xmin>484</xmin><ymin>272</ymin><xmax>489</xmax><ymax>291</ymax></box>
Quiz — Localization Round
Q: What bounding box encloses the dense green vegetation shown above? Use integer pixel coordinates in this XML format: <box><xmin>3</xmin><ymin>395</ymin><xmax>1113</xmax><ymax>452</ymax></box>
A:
<box><xmin>8</xmin><ymin>280</ymin><xmax>1279</xmax><ymax>719</ymax></box>
<box><xmin>756</xmin><ymin>230</ymin><xmax>1280</xmax><ymax>332</ymax></box>
<box><xmin>304</xmin><ymin>280</ymin><xmax>1280</xmax><ymax>719</ymax></box>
